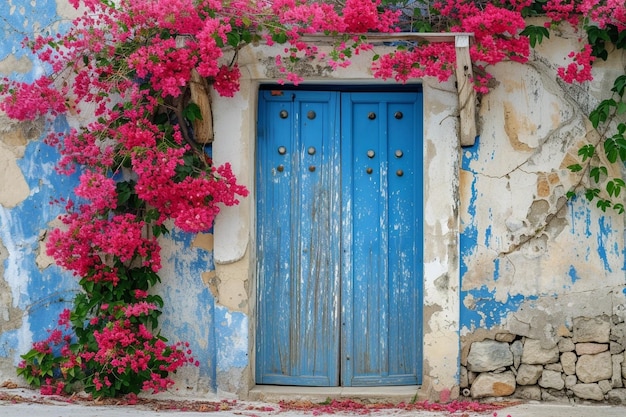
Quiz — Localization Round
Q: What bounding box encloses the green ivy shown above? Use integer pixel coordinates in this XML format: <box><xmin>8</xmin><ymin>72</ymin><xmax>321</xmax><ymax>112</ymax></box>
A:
<box><xmin>552</xmin><ymin>22</ymin><xmax>626</xmax><ymax>214</ymax></box>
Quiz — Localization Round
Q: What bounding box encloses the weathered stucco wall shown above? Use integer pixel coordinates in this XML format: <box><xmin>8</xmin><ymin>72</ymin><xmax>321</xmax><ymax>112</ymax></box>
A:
<box><xmin>458</xmin><ymin>21</ymin><xmax>626</xmax><ymax>402</ymax></box>
<box><xmin>1</xmin><ymin>1</ymin><xmax>625</xmax><ymax>403</ymax></box>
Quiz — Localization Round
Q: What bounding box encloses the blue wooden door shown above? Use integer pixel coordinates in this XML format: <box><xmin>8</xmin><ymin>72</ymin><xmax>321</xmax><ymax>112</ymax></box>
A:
<box><xmin>256</xmin><ymin>88</ymin><xmax>422</xmax><ymax>387</ymax></box>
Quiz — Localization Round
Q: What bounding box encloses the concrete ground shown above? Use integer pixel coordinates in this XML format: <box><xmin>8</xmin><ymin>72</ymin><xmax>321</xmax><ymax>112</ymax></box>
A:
<box><xmin>2</xmin><ymin>387</ymin><xmax>626</xmax><ymax>417</ymax></box>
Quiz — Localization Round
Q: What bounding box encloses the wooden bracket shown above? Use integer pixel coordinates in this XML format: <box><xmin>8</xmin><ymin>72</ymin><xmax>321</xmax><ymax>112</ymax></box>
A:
<box><xmin>454</xmin><ymin>35</ymin><xmax>477</xmax><ymax>147</ymax></box>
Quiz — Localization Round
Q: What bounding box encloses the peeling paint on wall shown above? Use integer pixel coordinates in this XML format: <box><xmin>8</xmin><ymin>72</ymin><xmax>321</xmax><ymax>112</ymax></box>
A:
<box><xmin>0</xmin><ymin>123</ymin><xmax>81</xmax><ymax>380</ymax></box>
<box><xmin>459</xmin><ymin>43</ymin><xmax>625</xmax><ymax>339</ymax></box>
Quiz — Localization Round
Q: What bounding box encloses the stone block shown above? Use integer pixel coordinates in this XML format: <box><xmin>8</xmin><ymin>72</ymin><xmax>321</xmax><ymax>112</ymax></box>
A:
<box><xmin>495</xmin><ymin>333</ymin><xmax>516</xmax><ymax>343</ymax></box>
<box><xmin>470</xmin><ymin>371</ymin><xmax>516</xmax><ymax>399</ymax></box>
<box><xmin>599</xmin><ymin>379</ymin><xmax>612</xmax><ymax>394</ymax></box>
<box><xmin>467</xmin><ymin>340</ymin><xmax>513</xmax><ymax>372</ymax></box>
<box><xmin>516</xmin><ymin>364</ymin><xmax>543</xmax><ymax>386</ymax></box>
<box><xmin>611</xmin><ymin>323</ymin><xmax>626</xmax><ymax>346</ymax></box>
<box><xmin>571</xmin><ymin>383</ymin><xmax>604</xmax><ymax>401</ymax></box>
<box><xmin>564</xmin><ymin>374</ymin><xmax>577</xmax><ymax>388</ymax></box>
<box><xmin>575</xmin><ymin>343</ymin><xmax>608</xmax><ymax>355</ymax></box>
<box><xmin>607</xmin><ymin>388</ymin><xmax>626</xmax><ymax>405</ymax></box>
<box><xmin>522</xmin><ymin>338</ymin><xmax>559</xmax><ymax>365</ymax></box>
<box><xmin>508</xmin><ymin>316</ymin><xmax>530</xmax><ymax>338</ymax></box>
<box><xmin>612</xmin><ymin>354</ymin><xmax>624</xmax><ymax>388</ymax></box>
<box><xmin>539</xmin><ymin>369</ymin><xmax>565</xmax><ymax>390</ymax></box>
<box><xmin>558</xmin><ymin>337</ymin><xmax>575</xmax><ymax>352</ymax></box>
<box><xmin>561</xmin><ymin>351</ymin><xmax>577</xmax><ymax>375</ymax></box>
<box><xmin>556</xmin><ymin>325</ymin><xmax>572</xmax><ymax>338</ymax></box>
<box><xmin>511</xmin><ymin>340</ymin><xmax>523</xmax><ymax>369</ymax></box>
<box><xmin>610</xmin><ymin>341</ymin><xmax>624</xmax><ymax>355</ymax></box>
<box><xmin>541</xmin><ymin>388</ymin><xmax>567</xmax><ymax>402</ymax></box>
<box><xmin>577</xmin><ymin>351</ymin><xmax>612</xmax><ymax>383</ymax></box>
<box><xmin>573</xmin><ymin>316</ymin><xmax>610</xmax><ymax>344</ymax></box>
<box><xmin>468</xmin><ymin>370</ymin><xmax>477</xmax><ymax>385</ymax></box>
<box><xmin>545</xmin><ymin>363</ymin><xmax>563</xmax><ymax>372</ymax></box>
<box><xmin>514</xmin><ymin>385</ymin><xmax>542</xmax><ymax>401</ymax></box>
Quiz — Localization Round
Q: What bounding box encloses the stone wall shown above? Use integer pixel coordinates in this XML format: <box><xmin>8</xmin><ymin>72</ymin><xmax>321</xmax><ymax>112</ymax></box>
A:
<box><xmin>462</xmin><ymin>315</ymin><xmax>626</xmax><ymax>404</ymax></box>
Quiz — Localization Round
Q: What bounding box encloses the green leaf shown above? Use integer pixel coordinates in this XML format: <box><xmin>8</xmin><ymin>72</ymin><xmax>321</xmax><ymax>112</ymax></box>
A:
<box><xmin>613</xmin><ymin>203</ymin><xmax>625</xmax><ymax>214</ymax></box>
<box><xmin>241</xmin><ymin>30</ymin><xmax>253</xmax><ymax>44</ymax></box>
<box><xmin>577</xmin><ymin>144</ymin><xmax>595</xmax><ymax>161</ymax></box>
<box><xmin>605</xmin><ymin>136</ymin><xmax>622</xmax><ymax>163</ymax></box>
<box><xmin>585</xmin><ymin>188</ymin><xmax>601</xmax><ymax>201</ymax></box>
<box><xmin>589</xmin><ymin>166</ymin><xmax>607</xmax><ymax>183</ymax></box>
<box><xmin>144</xmin><ymin>208</ymin><xmax>160</xmax><ymax>222</ymax></box>
<box><xmin>152</xmin><ymin>224</ymin><xmax>169</xmax><ymax>238</ymax></box>
<box><xmin>272</xmin><ymin>32</ymin><xmax>288</xmax><ymax>44</ymax></box>
<box><xmin>607</xmin><ymin>180</ymin><xmax>616</xmax><ymax>196</ymax></box>
<box><xmin>566</xmin><ymin>190</ymin><xmax>577</xmax><ymax>199</ymax></box>
<box><xmin>589</xmin><ymin>99</ymin><xmax>617</xmax><ymax>128</ymax></box>
<box><xmin>607</xmin><ymin>178</ymin><xmax>626</xmax><ymax>197</ymax></box>
<box><xmin>597</xmin><ymin>199</ymin><xmax>611</xmax><ymax>211</ymax></box>
<box><xmin>586</xmin><ymin>25</ymin><xmax>610</xmax><ymax>44</ymax></box>
<box><xmin>520</xmin><ymin>25</ymin><xmax>550</xmax><ymax>48</ymax></box>
<box><xmin>614</xmin><ymin>75</ymin><xmax>626</xmax><ymax>96</ymax></box>
<box><xmin>567</xmin><ymin>164</ymin><xmax>582</xmax><ymax>172</ymax></box>
<box><xmin>183</xmin><ymin>102</ymin><xmax>203</xmax><ymax>122</ymax></box>
<box><xmin>227</xmin><ymin>31</ymin><xmax>241</xmax><ymax>48</ymax></box>
<box><xmin>608</xmin><ymin>178</ymin><xmax>626</xmax><ymax>197</ymax></box>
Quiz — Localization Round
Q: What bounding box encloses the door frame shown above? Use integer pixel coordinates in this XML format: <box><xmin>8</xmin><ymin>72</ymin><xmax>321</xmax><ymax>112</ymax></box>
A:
<box><xmin>210</xmin><ymin>73</ymin><xmax>462</xmax><ymax>399</ymax></box>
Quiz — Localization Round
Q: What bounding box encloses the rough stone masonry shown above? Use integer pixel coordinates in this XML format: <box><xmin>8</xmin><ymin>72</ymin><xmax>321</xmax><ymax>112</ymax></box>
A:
<box><xmin>461</xmin><ymin>315</ymin><xmax>626</xmax><ymax>404</ymax></box>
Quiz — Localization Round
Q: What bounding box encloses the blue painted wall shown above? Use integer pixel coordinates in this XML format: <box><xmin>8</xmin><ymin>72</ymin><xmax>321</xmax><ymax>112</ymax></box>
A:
<box><xmin>1</xmin><ymin>0</ymin><xmax>80</xmax><ymax>369</ymax></box>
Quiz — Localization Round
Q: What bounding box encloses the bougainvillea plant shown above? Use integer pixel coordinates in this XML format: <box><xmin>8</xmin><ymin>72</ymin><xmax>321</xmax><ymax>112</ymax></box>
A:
<box><xmin>0</xmin><ymin>0</ymin><xmax>624</xmax><ymax>398</ymax></box>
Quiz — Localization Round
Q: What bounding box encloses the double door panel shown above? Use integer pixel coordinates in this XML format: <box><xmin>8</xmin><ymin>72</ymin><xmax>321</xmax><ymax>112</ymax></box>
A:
<box><xmin>256</xmin><ymin>88</ymin><xmax>423</xmax><ymax>387</ymax></box>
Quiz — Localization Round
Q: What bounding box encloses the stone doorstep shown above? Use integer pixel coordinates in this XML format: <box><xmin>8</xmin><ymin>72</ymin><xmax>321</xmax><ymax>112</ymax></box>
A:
<box><xmin>248</xmin><ymin>385</ymin><xmax>420</xmax><ymax>404</ymax></box>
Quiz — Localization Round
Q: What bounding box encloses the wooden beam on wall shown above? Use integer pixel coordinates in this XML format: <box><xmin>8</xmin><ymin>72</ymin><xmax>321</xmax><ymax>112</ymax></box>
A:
<box><xmin>454</xmin><ymin>35</ymin><xmax>477</xmax><ymax>147</ymax></box>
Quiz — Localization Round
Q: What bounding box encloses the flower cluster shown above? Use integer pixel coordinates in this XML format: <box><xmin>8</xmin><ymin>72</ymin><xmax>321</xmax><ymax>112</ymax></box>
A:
<box><xmin>539</xmin><ymin>0</ymin><xmax>624</xmax><ymax>85</ymax></box>
<box><xmin>557</xmin><ymin>43</ymin><xmax>595</xmax><ymax>83</ymax></box>
<box><xmin>46</xmin><ymin>205</ymin><xmax>162</xmax><ymax>282</ymax></box>
<box><xmin>18</xmin><ymin>305</ymin><xmax>196</xmax><ymax>398</ymax></box>
<box><xmin>0</xmin><ymin>77</ymin><xmax>66</xmax><ymax>120</ymax></box>
<box><xmin>543</xmin><ymin>0</ymin><xmax>626</xmax><ymax>31</ymax></box>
